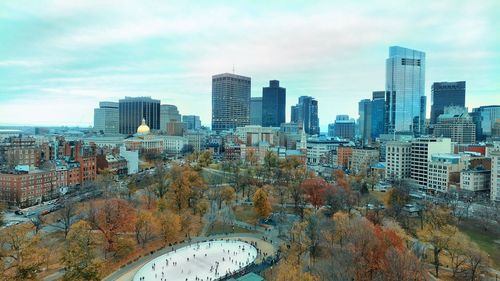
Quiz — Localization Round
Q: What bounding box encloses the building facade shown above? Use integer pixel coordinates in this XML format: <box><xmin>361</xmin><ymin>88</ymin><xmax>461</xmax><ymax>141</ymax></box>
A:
<box><xmin>433</xmin><ymin>110</ymin><xmax>476</xmax><ymax>144</ymax></box>
<box><xmin>471</xmin><ymin>105</ymin><xmax>500</xmax><ymax>141</ymax></box>
<box><xmin>250</xmin><ymin>97</ymin><xmax>263</xmax><ymax>126</ymax></box>
<box><xmin>119</xmin><ymin>96</ymin><xmax>160</xmax><ymax>135</ymax></box>
<box><xmin>291</xmin><ymin>96</ymin><xmax>319</xmax><ymax>135</ymax></box>
<box><xmin>262</xmin><ymin>80</ymin><xmax>286</xmax><ymax>127</ymax></box>
<box><xmin>491</xmin><ymin>150</ymin><xmax>500</xmax><ymax>201</ymax></box>
<box><xmin>182</xmin><ymin>115</ymin><xmax>201</xmax><ymax>131</ymax></box>
<box><xmin>160</xmin><ymin>104</ymin><xmax>182</xmax><ymax>132</ymax></box>
<box><xmin>430</xmin><ymin>81</ymin><xmax>466</xmax><ymax>124</ymax></box>
<box><xmin>461</xmin><ymin>169</ymin><xmax>490</xmax><ymax>192</ymax></box>
<box><xmin>385</xmin><ymin>141</ymin><xmax>412</xmax><ymax>180</ymax></box>
<box><xmin>94</xmin><ymin>101</ymin><xmax>119</xmax><ymax>134</ymax></box>
<box><xmin>385</xmin><ymin>46</ymin><xmax>426</xmax><ymax>135</ymax></box>
<box><xmin>410</xmin><ymin>137</ymin><xmax>452</xmax><ymax>191</ymax></box>
<box><xmin>349</xmin><ymin>148</ymin><xmax>379</xmax><ymax>175</ymax></box>
<box><xmin>212</xmin><ymin>73</ymin><xmax>251</xmax><ymax>132</ymax></box>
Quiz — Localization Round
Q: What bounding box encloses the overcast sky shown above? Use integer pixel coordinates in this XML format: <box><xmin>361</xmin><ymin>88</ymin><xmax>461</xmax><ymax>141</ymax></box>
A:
<box><xmin>1</xmin><ymin>0</ymin><xmax>499</xmax><ymax>130</ymax></box>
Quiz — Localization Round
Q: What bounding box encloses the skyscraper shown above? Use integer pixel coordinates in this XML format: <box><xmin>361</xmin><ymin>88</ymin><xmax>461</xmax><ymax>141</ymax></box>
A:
<box><xmin>93</xmin><ymin>101</ymin><xmax>119</xmax><ymax>134</ymax></box>
<box><xmin>160</xmin><ymin>104</ymin><xmax>181</xmax><ymax>132</ymax></box>
<box><xmin>211</xmin><ymin>73</ymin><xmax>251</xmax><ymax>132</ymax></box>
<box><xmin>358</xmin><ymin>99</ymin><xmax>371</xmax><ymax>141</ymax></box>
<box><xmin>430</xmin><ymin>81</ymin><xmax>466</xmax><ymax>124</ymax></box>
<box><xmin>332</xmin><ymin>115</ymin><xmax>355</xmax><ymax>140</ymax></box>
<box><xmin>291</xmin><ymin>96</ymin><xmax>319</xmax><ymax>135</ymax></box>
<box><xmin>385</xmin><ymin>46</ymin><xmax>426</xmax><ymax>135</ymax></box>
<box><xmin>262</xmin><ymin>80</ymin><xmax>286</xmax><ymax>127</ymax></box>
<box><xmin>119</xmin><ymin>97</ymin><xmax>160</xmax><ymax>135</ymax></box>
<box><xmin>250</xmin><ymin>97</ymin><xmax>262</xmax><ymax>126</ymax></box>
<box><xmin>370</xmin><ymin>91</ymin><xmax>385</xmax><ymax>141</ymax></box>
<box><xmin>471</xmin><ymin>105</ymin><xmax>500</xmax><ymax>140</ymax></box>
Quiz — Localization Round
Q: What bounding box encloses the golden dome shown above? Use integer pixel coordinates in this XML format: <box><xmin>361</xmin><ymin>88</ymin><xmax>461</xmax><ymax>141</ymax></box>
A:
<box><xmin>137</xmin><ymin>118</ymin><xmax>150</xmax><ymax>135</ymax></box>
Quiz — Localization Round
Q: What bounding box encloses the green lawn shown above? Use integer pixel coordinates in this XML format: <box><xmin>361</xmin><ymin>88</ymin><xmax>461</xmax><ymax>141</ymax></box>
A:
<box><xmin>206</xmin><ymin>220</ymin><xmax>257</xmax><ymax>236</ymax></box>
<box><xmin>458</xmin><ymin>219</ymin><xmax>500</xmax><ymax>270</ymax></box>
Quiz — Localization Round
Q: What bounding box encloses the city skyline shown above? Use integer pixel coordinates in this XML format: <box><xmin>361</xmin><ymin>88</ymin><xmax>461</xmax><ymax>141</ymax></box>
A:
<box><xmin>1</xmin><ymin>0</ymin><xmax>500</xmax><ymax>130</ymax></box>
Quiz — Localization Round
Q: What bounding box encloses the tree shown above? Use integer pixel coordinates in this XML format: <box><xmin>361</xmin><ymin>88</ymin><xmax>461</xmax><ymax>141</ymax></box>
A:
<box><xmin>0</xmin><ymin>224</ymin><xmax>47</xmax><ymax>280</ymax></box>
<box><xmin>126</xmin><ymin>177</ymin><xmax>137</xmax><ymax>202</ymax></box>
<box><xmin>305</xmin><ymin>213</ymin><xmax>322</xmax><ymax>263</ymax></box>
<box><xmin>167</xmin><ymin>165</ymin><xmax>206</xmax><ymax>212</ymax></box>
<box><xmin>157</xmin><ymin>212</ymin><xmax>181</xmax><ymax>246</ymax></box>
<box><xmin>195</xmin><ymin>199</ymin><xmax>209</xmax><ymax>222</ymax></box>
<box><xmin>446</xmin><ymin>232</ymin><xmax>469</xmax><ymax>278</ymax></box>
<box><xmin>135</xmin><ymin>210</ymin><xmax>158</xmax><ymax>248</ymax></box>
<box><xmin>384</xmin><ymin>182</ymin><xmax>411</xmax><ymax>220</ymax></box>
<box><xmin>0</xmin><ymin>202</ymin><xmax>5</xmax><ymax>226</ymax></box>
<box><xmin>464</xmin><ymin>242</ymin><xmax>490</xmax><ymax>281</ymax></box>
<box><xmin>61</xmin><ymin>221</ymin><xmax>101</xmax><ymax>281</ymax></box>
<box><xmin>154</xmin><ymin>164</ymin><xmax>169</xmax><ymax>199</ymax></box>
<box><xmin>87</xmin><ymin>198</ymin><xmax>136</xmax><ymax>258</ymax></box>
<box><xmin>301</xmin><ymin>177</ymin><xmax>331</xmax><ymax>210</ymax></box>
<box><xmin>50</xmin><ymin>199</ymin><xmax>77</xmax><ymax>238</ymax></box>
<box><xmin>285</xmin><ymin>221</ymin><xmax>310</xmax><ymax>266</ymax></box>
<box><xmin>418</xmin><ymin>224</ymin><xmax>457</xmax><ymax>278</ymax></box>
<box><xmin>253</xmin><ymin>187</ymin><xmax>272</xmax><ymax>220</ymax></box>
<box><xmin>97</xmin><ymin>169</ymin><xmax>116</xmax><ymax>197</ymax></box>
<box><xmin>221</xmin><ymin>186</ymin><xmax>236</xmax><ymax>206</ymax></box>
<box><xmin>197</xmin><ymin>150</ymin><xmax>212</xmax><ymax>168</ymax></box>
<box><xmin>274</xmin><ymin>260</ymin><xmax>317</xmax><ymax>281</ymax></box>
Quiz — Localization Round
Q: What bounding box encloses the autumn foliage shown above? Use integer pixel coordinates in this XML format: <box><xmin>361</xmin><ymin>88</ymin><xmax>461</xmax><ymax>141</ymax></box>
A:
<box><xmin>300</xmin><ymin>177</ymin><xmax>332</xmax><ymax>209</ymax></box>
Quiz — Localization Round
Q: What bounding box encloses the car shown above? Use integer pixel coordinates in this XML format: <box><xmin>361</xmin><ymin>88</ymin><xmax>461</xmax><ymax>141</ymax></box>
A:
<box><xmin>15</xmin><ymin>210</ymin><xmax>24</xmax><ymax>215</ymax></box>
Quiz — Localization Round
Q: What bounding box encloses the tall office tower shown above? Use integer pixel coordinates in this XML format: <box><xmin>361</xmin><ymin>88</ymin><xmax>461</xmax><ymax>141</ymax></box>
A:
<box><xmin>358</xmin><ymin>99</ymin><xmax>371</xmax><ymax>141</ymax></box>
<box><xmin>182</xmin><ymin>115</ymin><xmax>201</xmax><ymax>131</ymax></box>
<box><xmin>333</xmin><ymin>115</ymin><xmax>355</xmax><ymax>140</ymax></box>
<box><xmin>290</xmin><ymin>105</ymin><xmax>301</xmax><ymax>124</ymax></box>
<box><xmin>433</xmin><ymin>107</ymin><xmax>475</xmax><ymax>144</ymax></box>
<box><xmin>471</xmin><ymin>105</ymin><xmax>500</xmax><ymax>141</ymax></box>
<box><xmin>160</xmin><ymin>104</ymin><xmax>181</xmax><ymax>132</ymax></box>
<box><xmin>491</xmin><ymin>150</ymin><xmax>500</xmax><ymax>201</ymax></box>
<box><xmin>370</xmin><ymin>91</ymin><xmax>385</xmax><ymax>141</ymax></box>
<box><xmin>119</xmin><ymin>97</ymin><xmax>160</xmax><ymax>135</ymax></box>
<box><xmin>291</xmin><ymin>96</ymin><xmax>319</xmax><ymax>135</ymax></box>
<box><xmin>262</xmin><ymin>80</ymin><xmax>286</xmax><ymax>127</ymax></box>
<box><xmin>410</xmin><ymin>137</ymin><xmax>452</xmax><ymax>191</ymax></box>
<box><xmin>211</xmin><ymin>73</ymin><xmax>251</xmax><ymax>133</ymax></box>
<box><xmin>93</xmin><ymin>101</ymin><xmax>119</xmax><ymax>134</ymax></box>
<box><xmin>385</xmin><ymin>46</ymin><xmax>426</xmax><ymax>135</ymax></box>
<box><xmin>430</xmin><ymin>81</ymin><xmax>466</xmax><ymax>124</ymax></box>
<box><xmin>250</xmin><ymin>97</ymin><xmax>263</xmax><ymax>126</ymax></box>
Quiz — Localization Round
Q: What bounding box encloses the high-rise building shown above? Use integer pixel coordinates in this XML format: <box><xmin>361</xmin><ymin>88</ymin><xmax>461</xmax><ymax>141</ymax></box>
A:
<box><xmin>385</xmin><ymin>46</ymin><xmax>426</xmax><ymax>135</ymax></box>
<box><xmin>93</xmin><ymin>101</ymin><xmax>119</xmax><ymax>134</ymax></box>
<box><xmin>211</xmin><ymin>73</ymin><xmax>251</xmax><ymax>132</ymax></box>
<box><xmin>332</xmin><ymin>115</ymin><xmax>355</xmax><ymax>140</ymax></box>
<box><xmin>471</xmin><ymin>105</ymin><xmax>500</xmax><ymax>141</ymax></box>
<box><xmin>160</xmin><ymin>104</ymin><xmax>181</xmax><ymax>132</ymax></box>
<box><xmin>291</xmin><ymin>96</ymin><xmax>319</xmax><ymax>135</ymax></box>
<box><xmin>433</xmin><ymin>107</ymin><xmax>476</xmax><ymax>144</ymax></box>
<box><xmin>430</xmin><ymin>81</ymin><xmax>466</xmax><ymax>124</ymax></box>
<box><xmin>358</xmin><ymin>99</ymin><xmax>371</xmax><ymax>141</ymax></box>
<box><xmin>358</xmin><ymin>92</ymin><xmax>385</xmax><ymax>143</ymax></box>
<box><xmin>119</xmin><ymin>97</ymin><xmax>160</xmax><ymax>135</ymax></box>
<box><xmin>262</xmin><ymin>80</ymin><xmax>286</xmax><ymax>127</ymax></box>
<box><xmin>182</xmin><ymin>115</ymin><xmax>201</xmax><ymax>131</ymax></box>
<box><xmin>410</xmin><ymin>137</ymin><xmax>452</xmax><ymax>191</ymax></box>
<box><xmin>427</xmin><ymin>154</ymin><xmax>464</xmax><ymax>193</ymax></box>
<box><xmin>250</xmin><ymin>97</ymin><xmax>263</xmax><ymax>126</ymax></box>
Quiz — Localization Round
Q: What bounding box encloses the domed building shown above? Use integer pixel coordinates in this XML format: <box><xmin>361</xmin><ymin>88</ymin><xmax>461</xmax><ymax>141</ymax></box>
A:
<box><xmin>124</xmin><ymin>118</ymin><xmax>164</xmax><ymax>155</ymax></box>
<box><xmin>137</xmin><ymin>118</ymin><xmax>150</xmax><ymax>135</ymax></box>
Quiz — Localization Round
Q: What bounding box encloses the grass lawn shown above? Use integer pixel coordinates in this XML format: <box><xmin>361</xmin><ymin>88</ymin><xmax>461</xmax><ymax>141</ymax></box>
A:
<box><xmin>206</xmin><ymin>220</ymin><xmax>257</xmax><ymax>236</ymax></box>
<box><xmin>458</xmin><ymin>219</ymin><xmax>500</xmax><ymax>270</ymax></box>
<box><xmin>233</xmin><ymin>205</ymin><xmax>257</xmax><ymax>225</ymax></box>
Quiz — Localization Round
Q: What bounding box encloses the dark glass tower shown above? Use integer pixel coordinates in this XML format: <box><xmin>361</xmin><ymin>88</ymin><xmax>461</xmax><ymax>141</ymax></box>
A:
<box><xmin>430</xmin><ymin>81</ymin><xmax>466</xmax><ymax>124</ymax></box>
<box><xmin>291</xmin><ymin>96</ymin><xmax>319</xmax><ymax>135</ymax></box>
<box><xmin>119</xmin><ymin>96</ymin><xmax>160</xmax><ymax>135</ymax></box>
<box><xmin>262</xmin><ymin>80</ymin><xmax>286</xmax><ymax>127</ymax></box>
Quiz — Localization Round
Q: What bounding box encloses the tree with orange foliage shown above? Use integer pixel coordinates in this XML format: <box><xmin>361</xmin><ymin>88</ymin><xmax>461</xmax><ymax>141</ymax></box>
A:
<box><xmin>87</xmin><ymin>198</ymin><xmax>136</xmax><ymax>258</ymax></box>
<box><xmin>135</xmin><ymin>210</ymin><xmax>158</xmax><ymax>248</ymax></box>
<box><xmin>274</xmin><ymin>260</ymin><xmax>317</xmax><ymax>281</ymax></box>
<box><xmin>301</xmin><ymin>177</ymin><xmax>331</xmax><ymax>210</ymax></box>
<box><xmin>253</xmin><ymin>187</ymin><xmax>272</xmax><ymax>220</ymax></box>
<box><xmin>157</xmin><ymin>212</ymin><xmax>181</xmax><ymax>246</ymax></box>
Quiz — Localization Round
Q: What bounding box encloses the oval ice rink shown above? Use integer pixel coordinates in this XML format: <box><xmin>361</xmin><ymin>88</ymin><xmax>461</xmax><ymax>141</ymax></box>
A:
<box><xmin>133</xmin><ymin>239</ymin><xmax>258</xmax><ymax>281</ymax></box>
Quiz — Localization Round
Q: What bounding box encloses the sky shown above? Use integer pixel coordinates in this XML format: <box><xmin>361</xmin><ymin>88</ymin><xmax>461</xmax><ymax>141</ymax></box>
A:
<box><xmin>1</xmin><ymin>0</ymin><xmax>499</xmax><ymax>130</ymax></box>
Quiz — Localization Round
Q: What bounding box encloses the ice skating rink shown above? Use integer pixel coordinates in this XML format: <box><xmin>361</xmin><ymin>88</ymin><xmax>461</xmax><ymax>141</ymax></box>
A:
<box><xmin>133</xmin><ymin>239</ymin><xmax>257</xmax><ymax>281</ymax></box>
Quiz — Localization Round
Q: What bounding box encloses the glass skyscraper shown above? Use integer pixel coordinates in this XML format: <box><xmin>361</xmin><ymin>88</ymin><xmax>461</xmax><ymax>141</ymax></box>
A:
<box><xmin>385</xmin><ymin>46</ymin><xmax>426</xmax><ymax>135</ymax></box>
<box><xmin>291</xmin><ymin>96</ymin><xmax>319</xmax><ymax>135</ymax></box>
<box><xmin>211</xmin><ymin>73</ymin><xmax>251</xmax><ymax>132</ymax></box>
<box><xmin>250</xmin><ymin>97</ymin><xmax>263</xmax><ymax>126</ymax></box>
<box><xmin>430</xmin><ymin>81</ymin><xmax>466</xmax><ymax>124</ymax></box>
<box><xmin>262</xmin><ymin>80</ymin><xmax>286</xmax><ymax>127</ymax></box>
